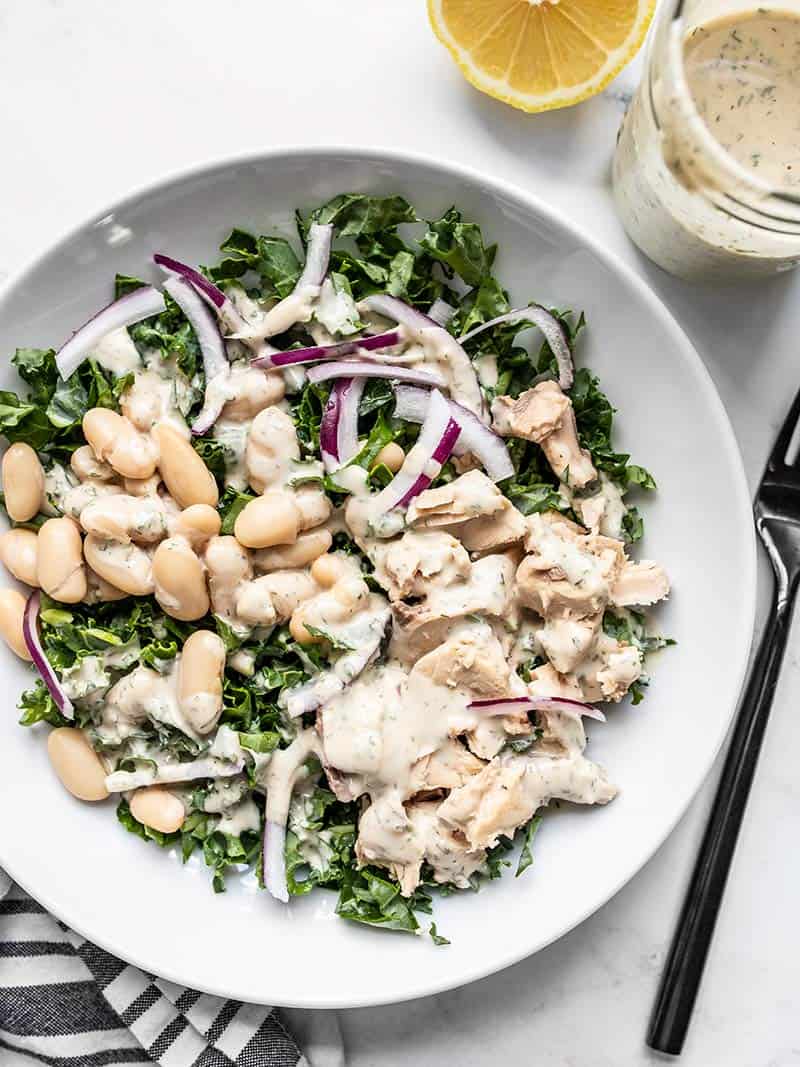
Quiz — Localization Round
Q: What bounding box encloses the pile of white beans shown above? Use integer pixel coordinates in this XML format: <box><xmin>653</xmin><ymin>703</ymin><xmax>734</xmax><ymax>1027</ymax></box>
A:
<box><xmin>0</xmin><ymin>380</ymin><xmax>404</xmax><ymax>834</ymax></box>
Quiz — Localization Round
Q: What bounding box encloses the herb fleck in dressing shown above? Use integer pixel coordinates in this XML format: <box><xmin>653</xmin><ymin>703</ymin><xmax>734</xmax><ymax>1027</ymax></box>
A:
<box><xmin>685</xmin><ymin>12</ymin><xmax>800</xmax><ymax>189</ymax></box>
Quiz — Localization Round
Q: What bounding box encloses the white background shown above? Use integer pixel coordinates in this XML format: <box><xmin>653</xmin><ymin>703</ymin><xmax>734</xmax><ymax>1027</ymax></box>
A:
<box><xmin>1</xmin><ymin>2</ymin><xmax>799</xmax><ymax>1065</ymax></box>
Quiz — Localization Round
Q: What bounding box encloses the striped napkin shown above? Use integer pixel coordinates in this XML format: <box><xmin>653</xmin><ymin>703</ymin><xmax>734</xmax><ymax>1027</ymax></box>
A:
<box><xmin>0</xmin><ymin>869</ymin><xmax>342</xmax><ymax>1067</ymax></box>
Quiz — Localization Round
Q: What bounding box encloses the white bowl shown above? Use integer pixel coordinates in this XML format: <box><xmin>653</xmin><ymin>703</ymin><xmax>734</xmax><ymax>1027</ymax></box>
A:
<box><xmin>0</xmin><ymin>147</ymin><xmax>756</xmax><ymax>1008</ymax></box>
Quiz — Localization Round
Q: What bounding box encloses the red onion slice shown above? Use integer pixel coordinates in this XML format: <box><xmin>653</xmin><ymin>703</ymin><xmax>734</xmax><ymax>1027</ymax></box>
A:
<box><xmin>263</xmin><ymin>819</ymin><xmax>289</xmax><ymax>903</ymax></box>
<box><xmin>428</xmin><ymin>298</ymin><xmax>457</xmax><ymax>328</ymax></box>
<box><xmin>361</xmin><ymin>295</ymin><xmax>485</xmax><ymax>419</ymax></box>
<box><xmin>529</xmin><ymin>696</ymin><xmax>606</xmax><ymax>723</ymax></box>
<box><xmin>55</xmin><ymin>286</ymin><xmax>166</xmax><ymax>380</ymax></box>
<box><xmin>230</xmin><ymin>223</ymin><xmax>334</xmax><ymax>346</ymax></box>
<box><xmin>393</xmin><ymin>384</ymin><xmax>513</xmax><ymax>482</ymax></box>
<box><xmin>459</xmin><ymin>305</ymin><xmax>575</xmax><ymax>391</ymax></box>
<box><xmin>468</xmin><ymin>695</ymin><xmax>606</xmax><ymax>722</ymax></box>
<box><xmin>154</xmin><ymin>252</ymin><xmax>248</xmax><ymax>334</ymax></box>
<box><xmin>320</xmin><ymin>377</ymin><xmax>365</xmax><ymax>472</ymax></box>
<box><xmin>163</xmin><ymin>276</ymin><xmax>230</xmax><ymax>436</ymax></box>
<box><xmin>373</xmin><ymin>390</ymin><xmax>460</xmax><ymax>512</ymax></box>
<box><xmin>360</xmin><ymin>293</ymin><xmax>438</xmax><ymax>330</ymax></box>
<box><xmin>297</xmin><ymin>223</ymin><xmax>334</xmax><ymax>288</ymax></box>
<box><xmin>306</xmin><ymin>360</ymin><xmax>446</xmax><ymax>388</ymax></box>
<box><xmin>22</xmin><ymin>591</ymin><xmax>74</xmax><ymax>720</ymax></box>
<box><xmin>251</xmin><ymin>329</ymin><xmax>402</xmax><ymax>370</ymax></box>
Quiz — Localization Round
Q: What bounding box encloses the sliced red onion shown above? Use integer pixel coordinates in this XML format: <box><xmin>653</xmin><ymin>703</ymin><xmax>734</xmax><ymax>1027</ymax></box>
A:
<box><xmin>428</xmin><ymin>298</ymin><xmax>456</xmax><ymax>327</ymax></box>
<box><xmin>154</xmin><ymin>252</ymin><xmax>248</xmax><ymax>335</ymax></box>
<box><xmin>251</xmin><ymin>329</ymin><xmax>402</xmax><ymax>370</ymax></box>
<box><xmin>529</xmin><ymin>696</ymin><xmax>606</xmax><ymax>723</ymax></box>
<box><xmin>263</xmin><ymin>820</ymin><xmax>288</xmax><ymax>902</ymax></box>
<box><xmin>393</xmin><ymin>385</ymin><xmax>513</xmax><ymax>482</ymax></box>
<box><xmin>468</xmin><ymin>695</ymin><xmax>606</xmax><ymax>722</ymax></box>
<box><xmin>55</xmin><ymin>286</ymin><xmax>166</xmax><ymax>380</ymax></box>
<box><xmin>320</xmin><ymin>377</ymin><xmax>365</xmax><ymax>472</ymax></box>
<box><xmin>229</xmin><ymin>223</ymin><xmax>334</xmax><ymax>346</ymax></box>
<box><xmin>154</xmin><ymin>254</ymin><xmax>225</xmax><ymax>310</ymax></box>
<box><xmin>163</xmin><ymin>276</ymin><xmax>230</xmax><ymax>435</ymax></box>
<box><xmin>360</xmin><ymin>293</ymin><xmax>438</xmax><ymax>330</ymax></box>
<box><xmin>306</xmin><ymin>360</ymin><xmax>446</xmax><ymax>388</ymax></box>
<box><xmin>373</xmin><ymin>390</ymin><xmax>460</xmax><ymax>512</ymax></box>
<box><xmin>297</xmin><ymin>223</ymin><xmax>334</xmax><ymax>288</ymax></box>
<box><xmin>362</xmin><ymin>295</ymin><xmax>485</xmax><ymax>419</ymax></box>
<box><xmin>459</xmin><ymin>305</ymin><xmax>575</xmax><ymax>391</ymax></box>
<box><xmin>22</xmin><ymin>591</ymin><xmax>74</xmax><ymax>720</ymax></box>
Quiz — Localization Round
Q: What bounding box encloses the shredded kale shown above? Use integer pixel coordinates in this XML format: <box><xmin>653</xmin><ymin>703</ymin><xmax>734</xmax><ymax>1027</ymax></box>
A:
<box><xmin>5</xmin><ymin>190</ymin><xmax>668</xmax><ymax>931</ymax></box>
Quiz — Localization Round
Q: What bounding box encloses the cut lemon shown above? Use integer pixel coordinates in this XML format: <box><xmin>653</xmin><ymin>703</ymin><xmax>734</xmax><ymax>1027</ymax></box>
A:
<box><xmin>428</xmin><ymin>0</ymin><xmax>655</xmax><ymax>113</ymax></box>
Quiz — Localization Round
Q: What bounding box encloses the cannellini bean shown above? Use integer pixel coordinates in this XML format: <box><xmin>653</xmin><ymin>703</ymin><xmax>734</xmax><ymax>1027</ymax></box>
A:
<box><xmin>234</xmin><ymin>491</ymin><xmax>300</xmax><ymax>549</ymax></box>
<box><xmin>47</xmin><ymin>727</ymin><xmax>109</xmax><ymax>801</ymax></box>
<box><xmin>222</xmin><ymin>365</ymin><xmax>285</xmax><ymax>421</ymax></box>
<box><xmin>83</xmin><ymin>535</ymin><xmax>153</xmax><ymax>596</ymax></box>
<box><xmin>169</xmin><ymin>504</ymin><xmax>221</xmax><ymax>547</ymax></box>
<box><xmin>0</xmin><ymin>528</ymin><xmax>39</xmax><ymax>587</ymax></box>
<box><xmin>154</xmin><ymin>424</ymin><xmax>218</xmax><ymax>509</ymax></box>
<box><xmin>2</xmin><ymin>443</ymin><xmax>45</xmax><ymax>522</ymax></box>
<box><xmin>37</xmin><ymin>518</ymin><xmax>87</xmax><ymax>603</ymax></box>
<box><xmin>235</xmin><ymin>576</ymin><xmax>278</xmax><ymax>626</ymax></box>
<box><xmin>374</xmin><ymin>442</ymin><xmax>405</xmax><ymax>473</ymax></box>
<box><xmin>178</xmin><ymin>630</ymin><xmax>225</xmax><ymax>734</ymax></box>
<box><xmin>124</xmin><ymin>474</ymin><xmax>162</xmax><ymax>497</ymax></box>
<box><xmin>204</xmin><ymin>535</ymin><xmax>252</xmax><ymax>621</ymax></box>
<box><xmin>310</xmin><ymin>551</ymin><xmax>361</xmax><ymax>589</ymax></box>
<box><xmin>0</xmin><ymin>588</ymin><xmax>31</xmax><ymax>659</ymax></box>
<box><xmin>256</xmin><ymin>570</ymin><xmax>317</xmax><ymax>622</ymax></box>
<box><xmin>120</xmin><ymin>370</ymin><xmax>175</xmax><ymax>432</ymax></box>
<box><xmin>84</xmin><ymin>567</ymin><xmax>128</xmax><ymax>604</ymax></box>
<box><xmin>61</xmin><ymin>481</ymin><xmax>124</xmax><ymax>520</ymax></box>
<box><xmin>83</xmin><ymin>409</ymin><xmax>159</xmax><ymax>480</ymax></box>
<box><xmin>254</xmin><ymin>528</ymin><xmax>332</xmax><ymax>571</ymax></box>
<box><xmin>80</xmin><ymin>495</ymin><xmax>167</xmax><ymax>544</ymax></box>
<box><xmin>294</xmin><ymin>487</ymin><xmax>332</xmax><ymax>531</ymax></box>
<box><xmin>290</xmin><ymin>575</ymin><xmax>369</xmax><ymax>644</ymax></box>
<box><xmin>245</xmin><ymin>406</ymin><xmax>299</xmax><ymax>493</ymax></box>
<box><xmin>130</xmin><ymin>786</ymin><xmax>185</xmax><ymax>833</ymax></box>
<box><xmin>152</xmin><ymin>537</ymin><xmax>209</xmax><ymax>620</ymax></box>
<box><xmin>70</xmin><ymin>445</ymin><xmax>116</xmax><ymax>482</ymax></box>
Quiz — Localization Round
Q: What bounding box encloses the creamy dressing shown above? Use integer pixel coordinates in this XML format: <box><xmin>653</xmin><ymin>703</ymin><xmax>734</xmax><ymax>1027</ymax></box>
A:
<box><xmin>314</xmin><ymin>277</ymin><xmax>361</xmax><ymax>336</ymax></box>
<box><xmin>613</xmin><ymin>4</ymin><xmax>800</xmax><ymax>279</ymax></box>
<box><xmin>91</xmin><ymin>327</ymin><xmax>142</xmax><ymax>376</ymax></box>
<box><xmin>686</xmin><ymin>12</ymin><xmax>800</xmax><ymax>190</ymax></box>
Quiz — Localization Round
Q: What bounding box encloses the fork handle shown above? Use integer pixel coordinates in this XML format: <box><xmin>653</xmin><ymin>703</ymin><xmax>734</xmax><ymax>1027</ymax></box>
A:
<box><xmin>647</xmin><ymin>580</ymin><xmax>796</xmax><ymax>1055</ymax></box>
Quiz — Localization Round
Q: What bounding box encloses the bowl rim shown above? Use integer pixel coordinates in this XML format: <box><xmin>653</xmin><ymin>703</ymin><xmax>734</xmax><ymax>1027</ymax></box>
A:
<box><xmin>0</xmin><ymin>144</ymin><xmax>758</xmax><ymax>1008</ymax></box>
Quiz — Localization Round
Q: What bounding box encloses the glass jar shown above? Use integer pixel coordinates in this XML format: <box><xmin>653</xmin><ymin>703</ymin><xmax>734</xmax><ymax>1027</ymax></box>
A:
<box><xmin>613</xmin><ymin>0</ymin><xmax>800</xmax><ymax>281</ymax></box>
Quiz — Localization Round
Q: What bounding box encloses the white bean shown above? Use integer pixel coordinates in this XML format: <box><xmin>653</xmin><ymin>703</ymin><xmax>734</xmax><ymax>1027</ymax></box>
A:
<box><xmin>37</xmin><ymin>518</ymin><xmax>87</xmax><ymax>603</ymax></box>
<box><xmin>47</xmin><ymin>728</ymin><xmax>109</xmax><ymax>801</ymax></box>
<box><xmin>154</xmin><ymin>424</ymin><xmax>218</xmax><ymax>509</ymax></box>
<box><xmin>152</xmin><ymin>538</ymin><xmax>209</xmax><ymax>620</ymax></box>
<box><xmin>0</xmin><ymin>588</ymin><xmax>31</xmax><ymax>659</ymax></box>
<box><xmin>0</xmin><ymin>528</ymin><xmax>39</xmax><ymax>587</ymax></box>
<box><xmin>2</xmin><ymin>443</ymin><xmax>45</xmax><ymax>522</ymax></box>
<box><xmin>178</xmin><ymin>630</ymin><xmax>225</xmax><ymax>734</ymax></box>
<box><xmin>130</xmin><ymin>787</ymin><xmax>185</xmax><ymax>833</ymax></box>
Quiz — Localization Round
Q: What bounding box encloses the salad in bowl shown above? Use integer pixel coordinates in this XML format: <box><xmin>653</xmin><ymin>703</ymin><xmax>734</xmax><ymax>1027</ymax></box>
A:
<box><xmin>0</xmin><ymin>193</ymin><xmax>670</xmax><ymax>936</ymax></box>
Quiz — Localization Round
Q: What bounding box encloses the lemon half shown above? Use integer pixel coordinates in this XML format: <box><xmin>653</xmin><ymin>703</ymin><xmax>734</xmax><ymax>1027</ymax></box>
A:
<box><xmin>428</xmin><ymin>0</ymin><xmax>655</xmax><ymax>113</ymax></box>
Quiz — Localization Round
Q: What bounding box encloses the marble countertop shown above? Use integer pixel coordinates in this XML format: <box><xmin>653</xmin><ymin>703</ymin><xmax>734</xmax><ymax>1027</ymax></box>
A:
<box><xmin>2</xmin><ymin>2</ymin><xmax>798</xmax><ymax>1064</ymax></box>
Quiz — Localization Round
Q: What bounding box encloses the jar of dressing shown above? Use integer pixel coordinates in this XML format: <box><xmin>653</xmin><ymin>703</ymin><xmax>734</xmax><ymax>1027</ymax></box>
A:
<box><xmin>613</xmin><ymin>0</ymin><xmax>800</xmax><ymax>281</ymax></box>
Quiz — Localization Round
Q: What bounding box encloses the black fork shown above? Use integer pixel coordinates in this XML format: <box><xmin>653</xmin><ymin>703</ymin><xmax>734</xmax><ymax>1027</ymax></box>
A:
<box><xmin>647</xmin><ymin>385</ymin><xmax>800</xmax><ymax>1055</ymax></box>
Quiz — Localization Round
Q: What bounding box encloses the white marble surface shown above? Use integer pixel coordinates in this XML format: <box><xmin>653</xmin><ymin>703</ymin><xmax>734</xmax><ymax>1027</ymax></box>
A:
<box><xmin>2</xmin><ymin>2</ymin><xmax>799</xmax><ymax>1064</ymax></box>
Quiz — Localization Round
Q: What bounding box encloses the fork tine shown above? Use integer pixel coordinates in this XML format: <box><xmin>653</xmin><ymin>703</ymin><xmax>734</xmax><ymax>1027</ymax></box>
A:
<box><xmin>768</xmin><ymin>383</ymin><xmax>800</xmax><ymax>472</ymax></box>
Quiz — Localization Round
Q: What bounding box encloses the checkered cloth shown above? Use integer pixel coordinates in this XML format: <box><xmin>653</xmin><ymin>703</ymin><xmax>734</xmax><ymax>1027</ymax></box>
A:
<box><xmin>0</xmin><ymin>869</ymin><xmax>341</xmax><ymax>1067</ymax></box>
